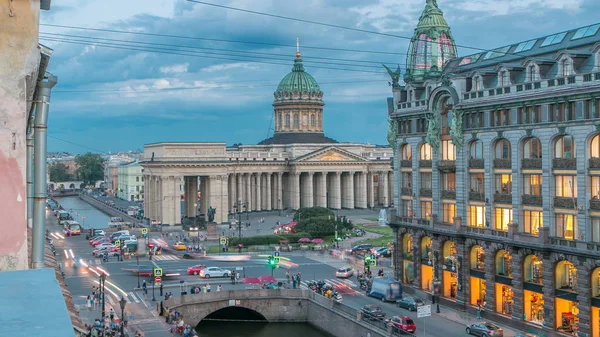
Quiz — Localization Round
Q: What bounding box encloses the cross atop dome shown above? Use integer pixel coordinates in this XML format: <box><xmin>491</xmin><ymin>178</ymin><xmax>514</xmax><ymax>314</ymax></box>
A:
<box><xmin>296</xmin><ymin>37</ymin><xmax>301</xmax><ymax>58</ymax></box>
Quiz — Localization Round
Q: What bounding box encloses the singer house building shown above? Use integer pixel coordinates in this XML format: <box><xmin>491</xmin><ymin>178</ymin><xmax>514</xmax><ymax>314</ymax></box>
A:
<box><xmin>386</xmin><ymin>1</ymin><xmax>600</xmax><ymax>336</ymax></box>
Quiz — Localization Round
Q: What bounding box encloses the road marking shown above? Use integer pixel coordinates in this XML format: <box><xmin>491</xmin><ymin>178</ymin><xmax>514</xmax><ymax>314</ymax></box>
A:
<box><xmin>128</xmin><ymin>292</ymin><xmax>140</xmax><ymax>303</ymax></box>
<box><xmin>151</xmin><ymin>254</ymin><xmax>181</xmax><ymax>261</ymax></box>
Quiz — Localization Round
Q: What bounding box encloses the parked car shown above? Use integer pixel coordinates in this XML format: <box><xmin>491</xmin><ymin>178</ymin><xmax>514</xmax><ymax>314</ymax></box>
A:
<box><xmin>351</xmin><ymin>244</ymin><xmax>373</xmax><ymax>254</ymax></box>
<box><xmin>335</xmin><ymin>267</ymin><xmax>354</xmax><ymax>278</ymax></box>
<box><xmin>389</xmin><ymin>315</ymin><xmax>417</xmax><ymax>334</ymax></box>
<box><xmin>199</xmin><ymin>267</ymin><xmax>231</xmax><ymax>278</ymax></box>
<box><xmin>466</xmin><ymin>322</ymin><xmax>504</xmax><ymax>337</ymax></box>
<box><xmin>375</xmin><ymin>247</ymin><xmax>391</xmax><ymax>257</ymax></box>
<box><xmin>187</xmin><ymin>264</ymin><xmax>207</xmax><ymax>275</ymax></box>
<box><xmin>361</xmin><ymin>304</ymin><xmax>386</xmax><ymax>320</ymax></box>
<box><xmin>396</xmin><ymin>296</ymin><xmax>425</xmax><ymax>311</ymax></box>
<box><xmin>92</xmin><ymin>247</ymin><xmax>120</xmax><ymax>257</ymax></box>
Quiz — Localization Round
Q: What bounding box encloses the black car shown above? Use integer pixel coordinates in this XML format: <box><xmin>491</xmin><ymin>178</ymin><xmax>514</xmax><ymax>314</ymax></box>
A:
<box><xmin>396</xmin><ymin>296</ymin><xmax>425</xmax><ymax>311</ymax></box>
<box><xmin>351</xmin><ymin>244</ymin><xmax>373</xmax><ymax>254</ymax></box>
<box><xmin>361</xmin><ymin>304</ymin><xmax>386</xmax><ymax>320</ymax></box>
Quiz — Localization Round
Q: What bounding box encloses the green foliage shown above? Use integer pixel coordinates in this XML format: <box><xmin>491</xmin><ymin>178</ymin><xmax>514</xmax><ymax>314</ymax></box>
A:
<box><xmin>49</xmin><ymin>162</ymin><xmax>72</xmax><ymax>182</ymax></box>
<box><xmin>228</xmin><ymin>233</ymin><xmax>311</xmax><ymax>246</ymax></box>
<box><xmin>75</xmin><ymin>153</ymin><xmax>105</xmax><ymax>186</ymax></box>
<box><xmin>293</xmin><ymin>207</ymin><xmax>334</xmax><ymax>221</ymax></box>
<box><xmin>295</xmin><ymin>216</ymin><xmax>337</xmax><ymax>237</ymax></box>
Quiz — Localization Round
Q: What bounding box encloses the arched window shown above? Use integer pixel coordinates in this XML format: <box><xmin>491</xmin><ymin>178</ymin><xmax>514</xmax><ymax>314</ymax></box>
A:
<box><xmin>278</xmin><ymin>112</ymin><xmax>283</xmax><ymax>128</ymax></box>
<box><xmin>555</xmin><ymin>260</ymin><xmax>577</xmax><ymax>291</ymax></box>
<box><xmin>523</xmin><ymin>138</ymin><xmax>542</xmax><ymax>159</ymax></box>
<box><xmin>494</xmin><ymin>139</ymin><xmax>511</xmax><ymax>159</ymax></box>
<box><xmin>420</xmin><ymin>143</ymin><xmax>432</xmax><ymax>160</ymax></box>
<box><xmin>310</xmin><ymin>114</ymin><xmax>316</xmax><ymax>127</ymax></box>
<box><xmin>473</xmin><ymin>75</ymin><xmax>482</xmax><ymax>91</ymax></box>
<box><xmin>561</xmin><ymin>58</ymin><xmax>573</xmax><ymax>77</ymax></box>
<box><xmin>523</xmin><ymin>255</ymin><xmax>543</xmax><ymax>284</ymax></box>
<box><xmin>401</xmin><ymin>145</ymin><xmax>412</xmax><ymax>161</ymax></box>
<box><xmin>440</xmin><ymin>97</ymin><xmax>453</xmax><ymax>135</ymax></box>
<box><xmin>293</xmin><ymin>114</ymin><xmax>300</xmax><ymax>127</ymax></box>
<box><xmin>285</xmin><ymin>114</ymin><xmax>291</xmax><ymax>127</ymax></box>
<box><xmin>554</xmin><ymin>135</ymin><xmax>575</xmax><ymax>159</ymax></box>
<box><xmin>498</xmin><ymin>69</ymin><xmax>510</xmax><ymax>87</ymax></box>
<box><xmin>441</xmin><ymin>140</ymin><xmax>456</xmax><ymax>160</ymax></box>
<box><xmin>469</xmin><ymin>245</ymin><xmax>485</xmax><ymax>271</ymax></box>
<box><xmin>495</xmin><ymin>250</ymin><xmax>513</xmax><ymax>277</ymax></box>
<box><xmin>470</xmin><ymin>140</ymin><xmax>483</xmax><ymax>159</ymax></box>
<box><xmin>590</xmin><ymin>134</ymin><xmax>600</xmax><ymax>158</ymax></box>
<box><xmin>528</xmin><ymin>64</ymin><xmax>538</xmax><ymax>82</ymax></box>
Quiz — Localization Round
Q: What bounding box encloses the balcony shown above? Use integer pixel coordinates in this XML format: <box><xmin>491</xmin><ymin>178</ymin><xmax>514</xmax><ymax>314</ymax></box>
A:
<box><xmin>589</xmin><ymin>158</ymin><xmax>600</xmax><ymax>169</ymax></box>
<box><xmin>420</xmin><ymin>188</ymin><xmax>432</xmax><ymax>197</ymax></box>
<box><xmin>522</xmin><ymin>194</ymin><xmax>542</xmax><ymax>206</ymax></box>
<box><xmin>553</xmin><ymin>158</ymin><xmax>576</xmax><ymax>170</ymax></box>
<box><xmin>437</xmin><ymin>160</ymin><xmax>456</xmax><ymax>172</ymax></box>
<box><xmin>550</xmin><ymin>237</ymin><xmax>577</xmax><ymax>249</ymax></box>
<box><xmin>553</xmin><ymin>197</ymin><xmax>577</xmax><ymax>209</ymax></box>
<box><xmin>469</xmin><ymin>191</ymin><xmax>485</xmax><ymax>202</ymax></box>
<box><xmin>419</xmin><ymin>160</ymin><xmax>432</xmax><ymax>168</ymax></box>
<box><xmin>442</xmin><ymin>190</ymin><xmax>456</xmax><ymax>199</ymax></box>
<box><xmin>521</xmin><ymin>158</ymin><xmax>542</xmax><ymax>170</ymax></box>
<box><xmin>493</xmin><ymin>159</ymin><xmax>511</xmax><ymax>169</ymax></box>
<box><xmin>590</xmin><ymin>199</ymin><xmax>600</xmax><ymax>211</ymax></box>
<box><xmin>401</xmin><ymin>160</ymin><xmax>412</xmax><ymax>168</ymax></box>
<box><xmin>401</xmin><ymin>187</ymin><xmax>412</xmax><ymax>196</ymax></box>
<box><xmin>468</xmin><ymin>159</ymin><xmax>484</xmax><ymax>169</ymax></box>
<box><xmin>494</xmin><ymin>193</ymin><xmax>512</xmax><ymax>204</ymax></box>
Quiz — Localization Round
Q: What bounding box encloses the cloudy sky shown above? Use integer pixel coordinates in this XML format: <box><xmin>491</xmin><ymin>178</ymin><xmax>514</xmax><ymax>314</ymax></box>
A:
<box><xmin>41</xmin><ymin>0</ymin><xmax>599</xmax><ymax>154</ymax></box>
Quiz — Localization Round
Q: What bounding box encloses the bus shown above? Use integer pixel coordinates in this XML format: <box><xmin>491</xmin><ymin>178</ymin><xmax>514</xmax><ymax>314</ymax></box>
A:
<box><xmin>367</xmin><ymin>277</ymin><xmax>403</xmax><ymax>302</ymax></box>
<box><xmin>57</xmin><ymin>211</ymin><xmax>72</xmax><ymax>225</ymax></box>
<box><xmin>64</xmin><ymin>220</ymin><xmax>82</xmax><ymax>236</ymax></box>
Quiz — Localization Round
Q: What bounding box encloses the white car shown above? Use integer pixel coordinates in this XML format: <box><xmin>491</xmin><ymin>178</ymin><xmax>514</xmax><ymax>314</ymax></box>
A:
<box><xmin>200</xmin><ymin>267</ymin><xmax>231</xmax><ymax>278</ymax></box>
<box><xmin>335</xmin><ymin>267</ymin><xmax>354</xmax><ymax>278</ymax></box>
<box><xmin>94</xmin><ymin>243</ymin><xmax>116</xmax><ymax>250</ymax></box>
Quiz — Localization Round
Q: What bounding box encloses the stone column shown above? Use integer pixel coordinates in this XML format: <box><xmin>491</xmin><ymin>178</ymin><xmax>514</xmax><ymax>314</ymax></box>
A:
<box><xmin>317</xmin><ymin>172</ymin><xmax>327</xmax><ymax>207</ymax></box>
<box><xmin>245</xmin><ymin>173</ymin><xmax>251</xmax><ymax>211</ymax></box>
<box><xmin>208</xmin><ymin>175</ymin><xmax>229</xmax><ymax>224</ymax></box>
<box><xmin>200</xmin><ymin>177</ymin><xmax>208</xmax><ymax>217</ymax></box>
<box><xmin>265</xmin><ymin>173</ymin><xmax>272</xmax><ymax>210</ymax></box>
<box><xmin>359</xmin><ymin>172</ymin><xmax>368</xmax><ymax>208</ymax></box>
<box><xmin>276</xmin><ymin>172</ymin><xmax>283</xmax><ymax>210</ymax></box>
<box><xmin>381</xmin><ymin>171</ymin><xmax>389</xmax><ymax>207</ymax></box>
<box><xmin>290</xmin><ymin>172</ymin><xmax>301</xmax><ymax>210</ymax></box>
<box><xmin>367</xmin><ymin>172</ymin><xmax>375</xmax><ymax>208</ymax></box>
<box><xmin>173</xmin><ymin>176</ymin><xmax>181</xmax><ymax>224</ymax></box>
<box><xmin>346</xmin><ymin>171</ymin><xmax>355</xmax><ymax>209</ymax></box>
<box><xmin>229</xmin><ymin>175</ymin><xmax>237</xmax><ymax>213</ymax></box>
<box><xmin>255</xmin><ymin>173</ymin><xmax>262</xmax><ymax>211</ymax></box>
<box><xmin>160</xmin><ymin>176</ymin><xmax>178</xmax><ymax>225</ymax></box>
<box><xmin>236</xmin><ymin>173</ymin><xmax>243</xmax><ymax>205</ymax></box>
<box><xmin>306</xmin><ymin>172</ymin><xmax>314</xmax><ymax>207</ymax></box>
<box><xmin>157</xmin><ymin>177</ymin><xmax>163</xmax><ymax>221</ymax></box>
<box><xmin>144</xmin><ymin>175</ymin><xmax>151</xmax><ymax>220</ymax></box>
<box><xmin>332</xmin><ymin>172</ymin><xmax>342</xmax><ymax>209</ymax></box>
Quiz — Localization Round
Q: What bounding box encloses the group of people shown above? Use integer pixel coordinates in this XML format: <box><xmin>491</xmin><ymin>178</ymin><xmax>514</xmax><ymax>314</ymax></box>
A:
<box><xmin>84</xmin><ymin>308</ymin><xmax>125</xmax><ymax>337</ymax></box>
<box><xmin>160</xmin><ymin>307</ymin><xmax>197</xmax><ymax>336</ymax></box>
<box><xmin>189</xmin><ymin>284</ymin><xmax>223</xmax><ymax>294</ymax></box>
<box><xmin>287</xmin><ymin>271</ymin><xmax>303</xmax><ymax>289</ymax></box>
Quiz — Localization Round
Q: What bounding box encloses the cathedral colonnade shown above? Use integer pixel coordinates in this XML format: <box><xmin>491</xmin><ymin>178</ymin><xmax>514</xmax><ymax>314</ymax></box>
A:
<box><xmin>143</xmin><ymin>169</ymin><xmax>393</xmax><ymax>225</ymax></box>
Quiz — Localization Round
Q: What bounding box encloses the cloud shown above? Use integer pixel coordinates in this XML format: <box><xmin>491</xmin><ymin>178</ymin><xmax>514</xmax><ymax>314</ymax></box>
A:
<box><xmin>201</xmin><ymin>62</ymin><xmax>258</xmax><ymax>72</ymax></box>
<box><xmin>160</xmin><ymin>63</ymin><xmax>189</xmax><ymax>74</ymax></box>
<box><xmin>452</xmin><ymin>0</ymin><xmax>584</xmax><ymax>16</ymax></box>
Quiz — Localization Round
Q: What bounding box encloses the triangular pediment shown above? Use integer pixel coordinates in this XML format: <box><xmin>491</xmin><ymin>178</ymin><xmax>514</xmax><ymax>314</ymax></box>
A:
<box><xmin>294</xmin><ymin>147</ymin><xmax>367</xmax><ymax>163</ymax></box>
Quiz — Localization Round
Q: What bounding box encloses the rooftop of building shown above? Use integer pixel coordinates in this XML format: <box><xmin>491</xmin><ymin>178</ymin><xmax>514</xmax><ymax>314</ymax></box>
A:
<box><xmin>257</xmin><ymin>132</ymin><xmax>337</xmax><ymax>145</ymax></box>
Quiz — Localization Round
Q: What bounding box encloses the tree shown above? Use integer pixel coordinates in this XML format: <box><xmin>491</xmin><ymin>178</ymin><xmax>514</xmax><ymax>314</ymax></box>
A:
<box><xmin>293</xmin><ymin>206</ymin><xmax>334</xmax><ymax>221</ymax></box>
<box><xmin>295</xmin><ymin>216</ymin><xmax>337</xmax><ymax>237</ymax></box>
<box><xmin>75</xmin><ymin>153</ymin><xmax>105</xmax><ymax>186</ymax></box>
<box><xmin>49</xmin><ymin>162</ymin><xmax>71</xmax><ymax>182</ymax></box>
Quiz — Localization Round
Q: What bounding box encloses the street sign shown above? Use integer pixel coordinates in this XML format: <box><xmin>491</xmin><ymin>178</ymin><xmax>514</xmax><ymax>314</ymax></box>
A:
<box><xmin>114</xmin><ymin>240</ymin><xmax>121</xmax><ymax>247</ymax></box>
<box><xmin>370</xmin><ymin>254</ymin><xmax>376</xmax><ymax>260</ymax></box>
<box><xmin>82</xmin><ymin>216</ymin><xmax>86</xmax><ymax>220</ymax></box>
<box><xmin>274</xmin><ymin>252</ymin><xmax>280</xmax><ymax>257</ymax></box>
<box><xmin>155</xmin><ymin>276</ymin><xmax>162</xmax><ymax>284</ymax></box>
<box><xmin>417</xmin><ymin>304</ymin><xmax>432</xmax><ymax>318</ymax></box>
<box><xmin>153</xmin><ymin>268</ymin><xmax>163</xmax><ymax>277</ymax></box>
<box><xmin>219</xmin><ymin>237</ymin><xmax>227</xmax><ymax>245</ymax></box>
<box><xmin>274</xmin><ymin>257</ymin><xmax>280</xmax><ymax>264</ymax></box>
<box><xmin>141</xmin><ymin>228</ymin><xmax>148</xmax><ymax>235</ymax></box>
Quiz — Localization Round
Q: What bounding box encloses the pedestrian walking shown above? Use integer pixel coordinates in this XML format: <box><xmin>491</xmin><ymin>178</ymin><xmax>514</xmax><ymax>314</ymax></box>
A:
<box><xmin>477</xmin><ymin>302</ymin><xmax>482</xmax><ymax>319</ymax></box>
<box><xmin>109</xmin><ymin>308</ymin><xmax>115</xmax><ymax>321</ymax></box>
<box><xmin>160</xmin><ymin>283</ymin><xmax>164</xmax><ymax>296</ymax></box>
<box><xmin>86</xmin><ymin>295</ymin><xmax>92</xmax><ymax>310</ymax></box>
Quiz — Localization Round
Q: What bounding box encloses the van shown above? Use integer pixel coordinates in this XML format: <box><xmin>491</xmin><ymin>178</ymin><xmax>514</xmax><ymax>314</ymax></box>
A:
<box><xmin>367</xmin><ymin>277</ymin><xmax>402</xmax><ymax>302</ymax></box>
<box><xmin>111</xmin><ymin>230</ymin><xmax>129</xmax><ymax>239</ymax></box>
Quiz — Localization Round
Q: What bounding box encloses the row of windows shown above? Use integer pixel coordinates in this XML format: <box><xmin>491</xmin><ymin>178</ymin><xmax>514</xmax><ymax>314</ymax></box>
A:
<box><xmin>277</xmin><ymin>113</ymin><xmax>320</xmax><ymax>128</ymax></box>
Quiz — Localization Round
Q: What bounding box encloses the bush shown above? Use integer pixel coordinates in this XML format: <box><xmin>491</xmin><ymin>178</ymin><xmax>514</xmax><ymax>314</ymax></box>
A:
<box><xmin>293</xmin><ymin>207</ymin><xmax>334</xmax><ymax>221</ymax></box>
<box><xmin>295</xmin><ymin>216</ymin><xmax>337</xmax><ymax>237</ymax></box>
<box><xmin>228</xmin><ymin>232</ymin><xmax>312</xmax><ymax>246</ymax></box>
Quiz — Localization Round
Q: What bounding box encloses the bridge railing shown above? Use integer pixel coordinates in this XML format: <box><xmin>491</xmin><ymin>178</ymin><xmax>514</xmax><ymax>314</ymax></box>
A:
<box><xmin>165</xmin><ymin>288</ymin><xmax>312</xmax><ymax>307</ymax></box>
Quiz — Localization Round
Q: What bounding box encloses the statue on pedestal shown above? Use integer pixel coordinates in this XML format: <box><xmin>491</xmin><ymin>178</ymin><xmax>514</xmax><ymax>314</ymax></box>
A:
<box><xmin>207</xmin><ymin>207</ymin><xmax>216</xmax><ymax>223</ymax></box>
<box><xmin>426</xmin><ymin>112</ymin><xmax>441</xmax><ymax>153</ymax></box>
<box><xmin>450</xmin><ymin>109</ymin><xmax>464</xmax><ymax>149</ymax></box>
<box><xmin>383</xmin><ymin>64</ymin><xmax>402</xmax><ymax>88</ymax></box>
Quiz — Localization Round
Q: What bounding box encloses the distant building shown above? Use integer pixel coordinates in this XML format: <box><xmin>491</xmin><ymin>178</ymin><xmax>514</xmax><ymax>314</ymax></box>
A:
<box><xmin>117</xmin><ymin>161</ymin><xmax>144</xmax><ymax>201</ymax></box>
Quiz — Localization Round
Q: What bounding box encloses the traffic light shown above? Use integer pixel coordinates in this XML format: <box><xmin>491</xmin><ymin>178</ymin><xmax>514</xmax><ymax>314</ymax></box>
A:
<box><xmin>268</xmin><ymin>256</ymin><xmax>276</xmax><ymax>267</ymax></box>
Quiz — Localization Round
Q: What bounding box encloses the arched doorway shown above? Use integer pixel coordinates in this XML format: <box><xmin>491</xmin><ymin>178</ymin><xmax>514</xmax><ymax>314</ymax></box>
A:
<box><xmin>420</xmin><ymin>236</ymin><xmax>433</xmax><ymax>291</ymax></box>
<box><xmin>494</xmin><ymin>250</ymin><xmax>514</xmax><ymax>316</ymax></box>
<box><xmin>469</xmin><ymin>245</ymin><xmax>486</xmax><ymax>305</ymax></box>
<box><xmin>401</xmin><ymin>234</ymin><xmax>414</xmax><ymax>284</ymax></box>
<box><xmin>197</xmin><ymin>306</ymin><xmax>267</xmax><ymax>335</ymax></box>
<box><xmin>554</xmin><ymin>260</ymin><xmax>579</xmax><ymax>334</ymax></box>
<box><xmin>591</xmin><ymin>267</ymin><xmax>600</xmax><ymax>337</ymax></box>
<box><xmin>442</xmin><ymin>241</ymin><xmax>458</xmax><ymax>299</ymax></box>
<box><xmin>69</xmin><ymin>183</ymin><xmax>75</xmax><ymax>189</ymax></box>
<box><xmin>523</xmin><ymin>255</ymin><xmax>544</xmax><ymax>325</ymax></box>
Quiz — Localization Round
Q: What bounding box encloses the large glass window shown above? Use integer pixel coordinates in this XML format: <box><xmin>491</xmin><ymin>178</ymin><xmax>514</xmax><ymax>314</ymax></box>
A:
<box><xmin>554</xmin><ymin>135</ymin><xmax>575</xmax><ymax>159</ymax></box>
<box><xmin>523</xmin><ymin>175</ymin><xmax>542</xmax><ymax>195</ymax></box>
<box><xmin>442</xmin><ymin>172</ymin><xmax>455</xmax><ymax>191</ymax></box>
<box><xmin>495</xmin><ymin>174</ymin><xmax>512</xmax><ymax>194</ymax></box>
<box><xmin>592</xmin><ymin>217</ymin><xmax>600</xmax><ymax>243</ymax></box>
<box><xmin>442</xmin><ymin>203</ymin><xmax>456</xmax><ymax>224</ymax></box>
<box><xmin>421</xmin><ymin>201</ymin><xmax>432</xmax><ymax>220</ymax></box>
<box><xmin>469</xmin><ymin>206</ymin><xmax>486</xmax><ymax>227</ymax></box>
<box><xmin>523</xmin><ymin>138</ymin><xmax>542</xmax><ymax>159</ymax></box>
<box><xmin>523</xmin><ymin>211</ymin><xmax>542</xmax><ymax>235</ymax></box>
<box><xmin>555</xmin><ymin>214</ymin><xmax>576</xmax><ymax>240</ymax></box>
<box><xmin>591</xmin><ymin>134</ymin><xmax>600</xmax><ymax>158</ymax></box>
<box><xmin>494</xmin><ymin>208</ymin><xmax>512</xmax><ymax>231</ymax></box>
<box><xmin>470</xmin><ymin>140</ymin><xmax>483</xmax><ymax>159</ymax></box>
<box><xmin>441</xmin><ymin>140</ymin><xmax>456</xmax><ymax>160</ymax></box>
<box><xmin>555</xmin><ymin>176</ymin><xmax>577</xmax><ymax>197</ymax></box>
<box><xmin>470</xmin><ymin>173</ymin><xmax>484</xmax><ymax>193</ymax></box>
<box><xmin>421</xmin><ymin>173</ymin><xmax>432</xmax><ymax>189</ymax></box>
<box><xmin>401</xmin><ymin>172</ymin><xmax>412</xmax><ymax>188</ymax></box>
<box><xmin>420</xmin><ymin>143</ymin><xmax>432</xmax><ymax>160</ymax></box>
<box><xmin>401</xmin><ymin>144</ymin><xmax>412</xmax><ymax>160</ymax></box>
<box><xmin>591</xmin><ymin>176</ymin><xmax>600</xmax><ymax>199</ymax></box>
<box><xmin>495</xmin><ymin>139</ymin><xmax>511</xmax><ymax>159</ymax></box>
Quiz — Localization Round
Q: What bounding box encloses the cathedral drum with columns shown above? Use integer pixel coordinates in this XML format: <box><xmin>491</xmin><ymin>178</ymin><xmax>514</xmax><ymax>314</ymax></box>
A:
<box><xmin>386</xmin><ymin>1</ymin><xmax>600</xmax><ymax>337</ymax></box>
<box><xmin>140</xmin><ymin>43</ymin><xmax>393</xmax><ymax>227</ymax></box>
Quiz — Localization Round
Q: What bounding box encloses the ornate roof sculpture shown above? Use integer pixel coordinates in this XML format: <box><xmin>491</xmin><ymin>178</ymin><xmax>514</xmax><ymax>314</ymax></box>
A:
<box><xmin>260</xmin><ymin>39</ymin><xmax>336</xmax><ymax>145</ymax></box>
<box><xmin>405</xmin><ymin>0</ymin><xmax>458</xmax><ymax>83</ymax></box>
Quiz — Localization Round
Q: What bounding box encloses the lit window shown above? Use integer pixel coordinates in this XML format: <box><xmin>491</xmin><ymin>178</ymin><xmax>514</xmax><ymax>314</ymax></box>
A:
<box><xmin>592</xmin><ymin>217</ymin><xmax>600</xmax><ymax>243</ymax></box>
<box><xmin>421</xmin><ymin>201</ymin><xmax>432</xmax><ymax>220</ymax></box>
<box><xmin>441</xmin><ymin>140</ymin><xmax>456</xmax><ymax>160</ymax></box>
<box><xmin>561</xmin><ymin>58</ymin><xmax>573</xmax><ymax>77</ymax></box>
<box><xmin>469</xmin><ymin>206</ymin><xmax>486</xmax><ymax>227</ymax></box>
<box><xmin>555</xmin><ymin>175</ymin><xmax>577</xmax><ymax>198</ymax></box>
<box><xmin>590</xmin><ymin>176</ymin><xmax>600</xmax><ymax>199</ymax></box>
<box><xmin>420</xmin><ymin>143</ymin><xmax>432</xmax><ymax>160</ymax></box>
<box><xmin>590</xmin><ymin>134</ymin><xmax>600</xmax><ymax>158</ymax></box>
<box><xmin>470</xmin><ymin>140</ymin><xmax>483</xmax><ymax>159</ymax></box>
<box><xmin>495</xmin><ymin>174</ymin><xmax>512</xmax><ymax>194</ymax></box>
<box><xmin>540</xmin><ymin>32</ymin><xmax>567</xmax><ymax>47</ymax></box>
<box><xmin>494</xmin><ymin>207</ymin><xmax>512</xmax><ymax>231</ymax></box>
<box><xmin>442</xmin><ymin>203</ymin><xmax>456</xmax><ymax>224</ymax></box>
<box><xmin>554</xmin><ymin>136</ymin><xmax>575</xmax><ymax>159</ymax></box>
<box><xmin>442</xmin><ymin>173</ymin><xmax>456</xmax><ymax>191</ymax></box>
<box><xmin>523</xmin><ymin>211</ymin><xmax>542</xmax><ymax>235</ymax></box>
<box><xmin>523</xmin><ymin>175</ymin><xmax>542</xmax><ymax>195</ymax></box>
<box><xmin>401</xmin><ymin>145</ymin><xmax>412</xmax><ymax>161</ymax></box>
<box><xmin>554</xmin><ymin>214</ymin><xmax>576</xmax><ymax>240</ymax></box>
<box><xmin>470</xmin><ymin>174</ymin><xmax>484</xmax><ymax>193</ymax></box>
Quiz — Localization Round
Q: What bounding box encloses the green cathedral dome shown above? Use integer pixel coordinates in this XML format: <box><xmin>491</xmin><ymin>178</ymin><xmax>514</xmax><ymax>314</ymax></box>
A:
<box><xmin>275</xmin><ymin>55</ymin><xmax>322</xmax><ymax>97</ymax></box>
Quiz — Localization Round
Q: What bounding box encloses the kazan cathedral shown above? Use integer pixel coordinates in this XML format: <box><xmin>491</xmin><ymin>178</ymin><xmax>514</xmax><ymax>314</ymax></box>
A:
<box><xmin>387</xmin><ymin>0</ymin><xmax>600</xmax><ymax>336</ymax></box>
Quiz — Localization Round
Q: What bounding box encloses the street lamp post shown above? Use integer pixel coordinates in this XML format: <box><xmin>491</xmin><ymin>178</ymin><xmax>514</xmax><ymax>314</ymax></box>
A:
<box><xmin>136</xmin><ymin>253</ymin><xmax>140</xmax><ymax>288</ymax></box>
<box><xmin>119</xmin><ymin>296</ymin><xmax>127</xmax><ymax>337</ymax></box>
<box><xmin>100</xmin><ymin>273</ymin><xmax>106</xmax><ymax>335</ymax></box>
<box><xmin>152</xmin><ymin>278</ymin><xmax>156</xmax><ymax>302</ymax></box>
<box><xmin>278</xmin><ymin>198</ymin><xmax>281</xmax><ymax>216</ymax></box>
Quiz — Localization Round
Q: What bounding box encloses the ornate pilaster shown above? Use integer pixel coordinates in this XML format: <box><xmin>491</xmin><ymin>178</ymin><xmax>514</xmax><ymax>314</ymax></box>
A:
<box><xmin>290</xmin><ymin>172</ymin><xmax>301</xmax><ymax>210</ymax></box>
<box><xmin>244</xmin><ymin>173</ymin><xmax>251</xmax><ymax>211</ymax></box>
<box><xmin>255</xmin><ymin>173</ymin><xmax>262</xmax><ymax>211</ymax></box>
<box><xmin>367</xmin><ymin>172</ymin><xmax>375</xmax><ymax>208</ymax></box>
<box><xmin>332</xmin><ymin>172</ymin><xmax>342</xmax><ymax>209</ymax></box>
<box><xmin>265</xmin><ymin>173</ymin><xmax>272</xmax><ymax>210</ymax></box>
<box><xmin>276</xmin><ymin>172</ymin><xmax>283</xmax><ymax>210</ymax></box>
<box><xmin>317</xmin><ymin>172</ymin><xmax>327</xmax><ymax>207</ymax></box>
<box><xmin>346</xmin><ymin>171</ymin><xmax>355</xmax><ymax>209</ymax></box>
<box><xmin>236</xmin><ymin>173</ymin><xmax>243</xmax><ymax>205</ymax></box>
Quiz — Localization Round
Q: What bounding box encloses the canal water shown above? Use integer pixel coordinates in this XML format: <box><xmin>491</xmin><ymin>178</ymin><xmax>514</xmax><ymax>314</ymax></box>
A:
<box><xmin>54</xmin><ymin>196</ymin><xmax>111</xmax><ymax>229</ymax></box>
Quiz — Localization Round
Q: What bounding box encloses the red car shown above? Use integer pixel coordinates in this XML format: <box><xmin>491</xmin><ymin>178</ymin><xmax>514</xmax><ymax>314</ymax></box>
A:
<box><xmin>187</xmin><ymin>264</ymin><xmax>207</xmax><ymax>275</ymax></box>
<box><xmin>389</xmin><ymin>316</ymin><xmax>416</xmax><ymax>334</ymax></box>
<box><xmin>89</xmin><ymin>236</ymin><xmax>105</xmax><ymax>244</ymax></box>
<box><xmin>91</xmin><ymin>238</ymin><xmax>111</xmax><ymax>246</ymax></box>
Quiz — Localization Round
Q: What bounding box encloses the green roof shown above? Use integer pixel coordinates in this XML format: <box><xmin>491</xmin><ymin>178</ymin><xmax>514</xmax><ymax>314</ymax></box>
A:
<box><xmin>275</xmin><ymin>57</ymin><xmax>322</xmax><ymax>94</ymax></box>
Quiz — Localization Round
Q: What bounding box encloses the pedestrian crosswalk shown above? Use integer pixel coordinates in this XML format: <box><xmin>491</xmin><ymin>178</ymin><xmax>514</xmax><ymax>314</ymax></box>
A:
<box><xmin>298</xmin><ymin>278</ymin><xmax>364</xmax><ymax>296</ymax></box>
<box><xmin>151</xmin><ymin>254</ymin><xmax>181</xmax><ymax>261</ymax></box>
<box><xmin>128</xmin><ymin>291</ymin><xmax>143</xmax><ymax>303</ymax></box>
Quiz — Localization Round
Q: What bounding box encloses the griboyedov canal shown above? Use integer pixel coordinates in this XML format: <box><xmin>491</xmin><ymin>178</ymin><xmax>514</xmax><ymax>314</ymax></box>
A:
<box><xmin>54</xmin><ymin>196</ymin><xmax>333</xmax><ymax>337</ymax></box>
